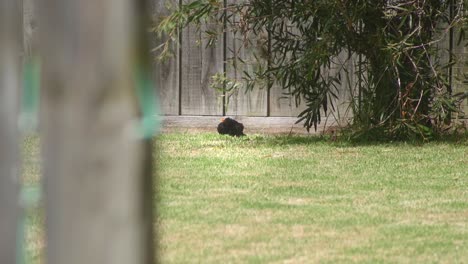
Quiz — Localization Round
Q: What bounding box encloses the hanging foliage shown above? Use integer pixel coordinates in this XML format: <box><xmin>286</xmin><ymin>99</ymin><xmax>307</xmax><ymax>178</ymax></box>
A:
<box><xmin>155</xmin><ymin>0</ymin><xmax>468</xmax><ymax>140</ymax></box>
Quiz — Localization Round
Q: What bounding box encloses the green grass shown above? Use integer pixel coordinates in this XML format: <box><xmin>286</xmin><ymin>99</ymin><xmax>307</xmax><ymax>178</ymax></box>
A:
<box><xmin>23</xmin><ymin>133</ymin><xmax>468</xmax><ymax>263</ymax></box>
<box><xmin>157</xmin><ymin>133</ymin><xmax>468</xmax><ymax>263</ymax></box>
<box><xmin>21</xmin><ymin>135</ymin><xmax>44</xmax><ymax>264</ymax></box>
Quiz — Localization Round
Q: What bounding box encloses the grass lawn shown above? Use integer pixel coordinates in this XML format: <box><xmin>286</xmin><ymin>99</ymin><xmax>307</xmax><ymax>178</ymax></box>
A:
<box><xmin>157</xmin><ymin>133</ymin><xmax>467</xmax><ymax>263</ymax></box>
<box><xmin>23</xmin><ymin>133</ymin><xmax>468</xmax><ymax>263</ymax></box>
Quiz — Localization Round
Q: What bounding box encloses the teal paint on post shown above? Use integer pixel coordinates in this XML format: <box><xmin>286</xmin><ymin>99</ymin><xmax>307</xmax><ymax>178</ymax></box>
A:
<box><xmin>20</xmin><ymin>58</ymin><xmax>40</xmax><ymax>133</ymax></box>
<box><xmin>135</xmin><ymin>66</ymin><xmax>161</xmax><ymax>139</ymax></box>
<box><xmin>16</xmin><ymin>60</ymin><xmax>161</xmax><ymax>264</ymax></box>
<box><xmin>17</xmin><ymin>185</ymin><xmax>42</xmax><ymax>264</ymax></box>
<box><xmin>17</xmin><ymin>58</ymin><xmax>42</xmax><ymax>264</ymax></box>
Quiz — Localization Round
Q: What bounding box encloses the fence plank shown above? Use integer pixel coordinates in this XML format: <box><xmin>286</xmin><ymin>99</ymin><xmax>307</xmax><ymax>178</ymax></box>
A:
<box><xmin>181</xmin><ymin>0</ymin><xmax>224</xmax><ymax>115</ymax></box>
<box><xmin>0</xmin><ymin>1</ymin><xmax>21</xmax><ymax>263</ymax></box>
<box><xmin>327</xmin><ymin>51</ymin><xmax>355</xmax><ymax>125</ymax></box>
<box><xmin>435</xmin><ymin>19</ymin><xmax>451</xmax><ymax>78</ymax></box>
<box><xmin>154</xmin><ymin>2</ymin><xmax>467</xmax><ymax>120</ymax></box>
<box><xmin>225</xmin><ymin>32</ymin><xmax>268</xmax><ymax>117</ymax></box>
<box><xmin>153</xmin><ymin>0</ymin><xmax>179</xmax><ymax>115</ymax></box>
<box><xmin>270</xmin><ymin>83</ymin><xmax>306</xmax><ymax>117</ymax></box>
<box><xmin>452</xmin><ymin>26</ymin><xmax>468</xmax><ymax>116</ymax></box>
<box><xmin>225</xmin><ymin>1</ymin><xmax>267</xmax><ymax>117</ymax></box>
<box><xmin>269</xmin><ymin>23</ymin><xmax>307</xmax><ymax>117</ymax></box>
<box><xmin>39</xmin><ymin>0</ymin><xmax>154</xmax><ymax>263</ymax></box>
<box><xmin>270</xmin><ymin>49</ymin><xmax>354</xmax><ymax>129</ymax></box>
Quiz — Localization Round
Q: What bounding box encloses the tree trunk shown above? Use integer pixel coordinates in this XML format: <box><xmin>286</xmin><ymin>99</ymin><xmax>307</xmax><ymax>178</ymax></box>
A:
<box><xmin>38</xmin><ymin>0</ymin><xmax>154</xmax><ymax>263</ymax></box>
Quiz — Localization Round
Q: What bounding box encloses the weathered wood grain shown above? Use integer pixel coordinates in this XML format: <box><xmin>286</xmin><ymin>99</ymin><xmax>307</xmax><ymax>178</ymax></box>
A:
<box><xmin>23</xmin><ymin>0</ymin><xmax>36</xmax><ymax>58</ymax></box>
<box><xmin>181</xmin><ymin>0</ymin><xmax>224</xmax><ymax>115</ymax></box>
<box><xmin>328</xmin><ymin>51</ymin><xmax>355</xmax><ymax>125</ymax></box>
<box><xmin>268</xmin><ymin>26</ymin><xmax>354</xmax><ymax>125</ymax></box>
<box><xmin>225</xmin><ymin>1</ymin><xmax>267</xmax><ymax>117</ymax></box>
<box><xmin>39</xmin><ymin>0</ymin><xmax>154</xmax><ymax>263</ymax></box>
<box><xmin>452</xmin><ymin>26</ymin><xmax>468</xmax><ymax>116</ymax></box>
<box><xmin>269</xmin><ymin>23</ymin><xmax>307</xmax><ymax>117</ymax></box>
<box><xmin>435</xmin><ymin>20</ymin><xmax>451</xmax><ymax>75</ymax></box>
<box><xmin>0</xmin><ymin>1</ymin><xmax>21</xmax><ymax>263</ymax></box>
<box><xmin>153</xmin><ymin>0</ymin><xmax>179</xmax><ymax>115</ymax></box>
<box><xmin>270</xmin><ymin>48</ymin><xmax>353</xmax><ymax>128</ymax></box>
<box><xmin>151</xmin><ymin>3</ymin><xmax>466</xmax><ymax>120</ymax></box>
<box><xmin>269</xmin><ymin>82</ymin><xmax>306</xmax><ymax>117</ymax></box>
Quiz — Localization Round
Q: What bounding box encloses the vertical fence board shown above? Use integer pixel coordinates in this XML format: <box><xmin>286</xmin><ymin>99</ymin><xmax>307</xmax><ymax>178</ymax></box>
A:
<box><xmin>39</xmin><ymin>0</ymin><xmax>154</xmax><ymax>263</ymax></box>
<box><xmin>225</xmin><ymin>33</ymin><xmax>268</xmax><ymax>117</ymax></box>
<box><xmin>453</xmin><ymin>26</ymin><xmax>468</xmax><ymax>115</ymax></box>
<box><xmin>269</xmin><ymin>83</ymin><xmax>306</xmax><ymax>117</ymax></box>
<box><xmin>153</xmin><ymin>2</ymin><xmax>467</xmax><ymax>120</ymax></box>
<box><xmin>269</xmin><ymin>23</ymin><xmax>306</xmax><ymax>117</ymax></box>
<box><xmin>269</xmin><ymin>84</ymin><xmax>305</xmax><ymax>117</ymax></box>
<box><xmin>0</xmin><ymin>1</ymin><xmax>21</xmax><ymax>263</ymax></box>
<box><xmin>436</xmin><ymin>21</ymin><xmax>451</xmax><ymax>77</ymax></box>
<box><xmin>153</xmin><ymin>0</ymin><xmax>179</xmax><ymax>115</ymax></box>
<box><xmin>328</xmin><ymin>51</ymin><xmax>355</xmax><ymax>125</ymax></box>
<box><xmin>225</xmin><ymin>1</ymin><xmax>267</xmax><ymax>117</ymax></box>
<box><xmin>270</xmin><ymin>50</ymin><xmax>354</xmax><ymax>125</ymax></box>
<box><xmin>181</xmin><ymin>0</ymin><xmax>224</xmax><ymax>115</ymax></box>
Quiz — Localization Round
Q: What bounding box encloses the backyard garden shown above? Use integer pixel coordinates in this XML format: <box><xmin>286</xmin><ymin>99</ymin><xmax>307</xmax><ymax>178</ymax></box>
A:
<box><xmin>2</xmin><ymin>0</ymin><xmax>467</xmax><ymax>263</ymax></box>
<box><xmin>23</xmin><ymin>133</ymin><xmax>468</xmax><ymax>263</ymax></box>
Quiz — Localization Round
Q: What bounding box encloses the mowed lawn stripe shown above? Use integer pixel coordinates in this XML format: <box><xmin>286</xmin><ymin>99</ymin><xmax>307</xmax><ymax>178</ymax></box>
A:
<box><xmin>157</xmin><ymin>133</ymin><xmax>467</xmax><ymax>263</ymax></box>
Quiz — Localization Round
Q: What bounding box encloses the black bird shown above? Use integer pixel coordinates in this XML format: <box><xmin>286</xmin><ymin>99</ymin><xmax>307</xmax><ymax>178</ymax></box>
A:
<box><xmin>217</xmin><ymin>117</ymin><xmax>245</xmax><ymax>137</ymax></box>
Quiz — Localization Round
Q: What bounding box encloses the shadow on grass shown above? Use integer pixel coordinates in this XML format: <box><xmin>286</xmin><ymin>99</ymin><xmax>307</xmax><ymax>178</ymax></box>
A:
<box><xmin>158</xmin><ymin>129</ymin><xmax>468</xmax><ymax>149</ymax></box>
<box><xmin>239</xmin><ymin>131</ymin><xmax>468</xmax><ymax>148</ymax></box>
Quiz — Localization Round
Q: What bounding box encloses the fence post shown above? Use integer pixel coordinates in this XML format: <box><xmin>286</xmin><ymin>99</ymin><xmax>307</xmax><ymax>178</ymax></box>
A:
<box><xmin>0</xmin><ymin>0</ymin><xmax>22</xmax><ymax>263</ymax></box>
<box><xmin>38</xmin><ymin>0</ymin><xmax>154</xmax><ymax>263</ymax></box>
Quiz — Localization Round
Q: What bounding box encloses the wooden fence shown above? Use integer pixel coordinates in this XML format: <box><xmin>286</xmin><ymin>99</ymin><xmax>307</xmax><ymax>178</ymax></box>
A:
<box><xmin>153</xmin><ymin>0</ymin><xmax>355</xmax><ymax>120</ymax></box>
<box><xmin>24</xmin><ymin>1</ymin><xmax>468</xmax><ymax>120</ymax></box>
<box><xmin>154</xmin><ymin>0</ymin><xmax>468</xmax><ymax>120</ymax></box>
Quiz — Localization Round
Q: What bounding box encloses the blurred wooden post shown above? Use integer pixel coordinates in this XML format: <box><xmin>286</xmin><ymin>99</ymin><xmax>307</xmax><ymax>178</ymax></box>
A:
<box><xmin>38</xmin><ymin>0</ymin><xmax>154</xmax><ymax>264</ymax></box>
<box><xmin>0</xmin><ymin>0</ymin><xmax>21</xmax><ymax>263</ymax></box>
<box><xmin>23</xmin><ymin>0</ymin><xmax>37</xmax><ymax>59</ymax></box>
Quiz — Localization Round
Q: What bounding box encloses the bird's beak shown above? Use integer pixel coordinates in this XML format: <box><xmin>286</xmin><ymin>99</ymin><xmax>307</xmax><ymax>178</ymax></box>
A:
<box><xmin>221</xmin><ymin>118</ymin><xmax>225</xmax><ymax>122</ymax></box>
